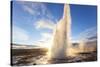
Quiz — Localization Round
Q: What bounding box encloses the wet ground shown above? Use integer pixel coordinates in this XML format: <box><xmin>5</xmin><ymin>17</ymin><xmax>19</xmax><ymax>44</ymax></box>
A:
<box><xmin>11</xmin><ymin>48</ymin><xmax>97</xmax><ymax>66</ymax></box>
<box><xmin>49</xmin><ymin>51</ymin><xmax>97</xmax><ymax>64</ymax></box>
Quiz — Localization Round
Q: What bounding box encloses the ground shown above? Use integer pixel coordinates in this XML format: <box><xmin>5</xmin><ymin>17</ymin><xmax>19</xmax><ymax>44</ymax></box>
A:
<box><xmin>11</xmin><ymin>48</ymin><xmax>97</xmax><ymax>66</ymax></box>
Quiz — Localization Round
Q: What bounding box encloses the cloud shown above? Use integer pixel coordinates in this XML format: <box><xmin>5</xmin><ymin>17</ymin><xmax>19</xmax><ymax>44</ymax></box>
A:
<box><xmin>12</xmin><ymin>25</ymin><xmax>29</xmax><ymax>44</ymax></box>
<box><xmin>41</xmin><ymin>32</ymin><xmax>53</xmax><ymax>41</ymax></box>
<box><xmin>18</xmin><ymin>1</ymin><xmax>56</xmax><ymax>22</ymax></box>
<box><xmin>72</xmin><ymin>26</ymin><xmax>97</xmax><ymax>42</ymax></box>
<box><xmin>35</xmin><ymin>19</ymin><xmax>55</xmax><ymax>30</ymax></box>
<box><xmin>23</xmin><ymin>5</ymin><xmax>38</xmax><ymax>15</ymax></box>
<box><xmin>78</xmin><ymin>27</ymin><xmax>97</xmax><ymax>39</ymax></box>
<box><xmin>18</xmin><ymin>2</ymin><xmax>57</xmax><ymax>30</ymax></box>
<box><xmin>12</xmin><ymin>2</ymin><xmax>57</xmax><ymax>47</ymax></box>
<box><xmin>22</xmin><ymin>2</ymin><xmax>42</xmax><ymax>16</ymax></box>
<box><xmin>33</xmin><ymin>32</ymin><xmax>53</xmax><ymax>48</ymax></box>
<box><xmin>12</xmin><ymin>25</ymin><xmax>54</xmax><ymax>47</ymax></box>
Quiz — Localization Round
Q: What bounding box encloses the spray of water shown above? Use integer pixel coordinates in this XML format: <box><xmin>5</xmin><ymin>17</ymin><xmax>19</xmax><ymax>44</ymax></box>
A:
<box><xmin>50</xmin><ymin>4</ymin><xmax>71</xmax><ymax>59</ymax></box>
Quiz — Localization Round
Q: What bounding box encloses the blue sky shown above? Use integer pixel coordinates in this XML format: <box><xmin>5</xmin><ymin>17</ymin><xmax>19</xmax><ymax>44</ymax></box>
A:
<box><xmin>12</xmin><ymin>1</ymin><xmax>97</xmax><ymax>47</ymax></box>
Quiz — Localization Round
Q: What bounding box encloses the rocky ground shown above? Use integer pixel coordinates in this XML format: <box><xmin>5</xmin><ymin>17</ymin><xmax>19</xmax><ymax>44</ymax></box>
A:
<box><xmin>49</xmin><ymin>51</ymin><xmax>97</xmax><ymax>64</ymax></box>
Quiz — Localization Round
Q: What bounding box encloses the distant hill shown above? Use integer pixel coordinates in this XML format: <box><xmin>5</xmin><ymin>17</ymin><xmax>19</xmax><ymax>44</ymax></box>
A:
<box><xmin>11</xmin><ymin>43</ymin><xmax>42</xmax><ymax>49</ymax></box>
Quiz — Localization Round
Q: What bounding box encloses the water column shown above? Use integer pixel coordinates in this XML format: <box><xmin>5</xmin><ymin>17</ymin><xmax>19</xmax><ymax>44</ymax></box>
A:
<box><xmin>50</xmin><ymin>4</ymin><xmax>71</xmax><ymax>59</ymax></box>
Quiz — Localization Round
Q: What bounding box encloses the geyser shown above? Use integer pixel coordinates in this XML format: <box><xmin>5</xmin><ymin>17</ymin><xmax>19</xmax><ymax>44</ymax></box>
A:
<box><xmin>50</xmin><ymin>4</ymin><xmax>71</xmax><ymax>59</ymax></box>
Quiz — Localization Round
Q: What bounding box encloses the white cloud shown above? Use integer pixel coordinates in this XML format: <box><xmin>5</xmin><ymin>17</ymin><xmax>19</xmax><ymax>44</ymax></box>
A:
<box><xmin>41</xmin><ymin>32</ymin><xmax>53</xmax><ymax>41</ymax></box>
<box><xmin>12</xmin><ymin>25</ymin><xmax>54</xmax><ymax>47</ymax></box>
<box><xmin>32</xmin><ymin>32</ymin><xmax>53</xmax><ymax>48</ymax></box>
<box><xmin>12</xmin><ymin>26</ymin><xmax>29</xmax><ymax>44</ymax></box>
<box><xmin>22</xmin><ymin>2</ymin><xmax>42</xmax><ymax>16</ymax></box>
<box><xmin>35</xmin><ymin>19</ymin><xmax>55</xmax><ymax>30</ymax></box>
<box><xmin>18</xmin><ymin>1</ymin><xmax>56</xmax><ymax>22</ymax></box>
<box><xmin>78</xmin><ymin>27</ymin><xmax>97</xmax><ymax>40</ymax></box>
<box><xmin>18</xmin><ymin>2</ymin><xmax>57</xmax><ymax>30</ymax></box>
<box><xmin>12</xmin><ymin>2</ymin><xmax>57</xmax><ymax>47</ymax></box>
<box><xmin>72</xmin><ymin>26</ymin><xmax>97</xmax><ymax>42</ymax></box>
<box><xmin>23</xmin><ymin>5</ymin><xmax>38</xmax><ymax>15</ymax></box>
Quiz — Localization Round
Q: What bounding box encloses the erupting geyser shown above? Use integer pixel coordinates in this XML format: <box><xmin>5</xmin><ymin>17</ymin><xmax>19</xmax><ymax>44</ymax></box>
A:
<box><xmin>50</xmin><ymin>4</ymin><xmax>71</xmax><ymax>59</ymax></box>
